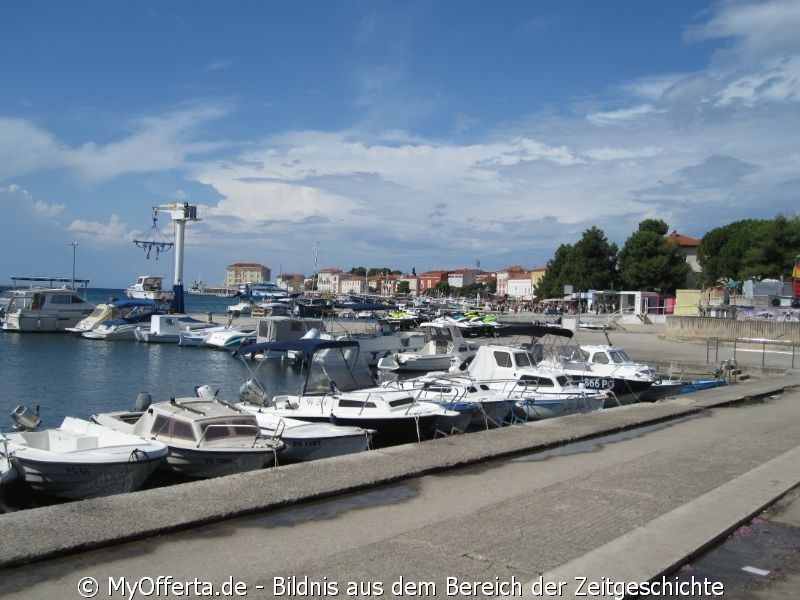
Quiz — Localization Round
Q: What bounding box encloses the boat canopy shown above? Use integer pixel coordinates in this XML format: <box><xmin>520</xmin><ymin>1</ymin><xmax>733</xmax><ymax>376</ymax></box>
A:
<box><xmin>233</xmin><ymin>338</ymin><xmax>360</xmax><ymax>358</ymax></box>
<box><xmin>492</xmin><ymin>323</ymin><xmax>575</xmax><ymax>339</ymax></box>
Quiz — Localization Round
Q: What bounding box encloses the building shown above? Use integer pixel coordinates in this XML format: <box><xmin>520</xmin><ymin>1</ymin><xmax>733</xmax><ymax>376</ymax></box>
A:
<box><xmin>315</xmin><ymin>268</ymin><xmax>343</xmax><ymax>294</ymax></box>
<box><xmin>447</xmin><ymin>269</ymin><xmax>480</xmax><ymax>289</ymax></box>
<box><xmin>276</xmin><ymin>273</ymin><xmax>305</xmax><ymax>292</ymax></box>
<box><xmin>224</xmin><ymin>263</ymin><xmax>271</xmax><ymax>288</ymax></box>
<box><xmin>417</xmin><ymin>270</ymin><xmax>449</xmax><ymax>294</ymax></box>
<box><xmin>665</xmin><ymin>231</ymin><xmax>702</xmax><ymax>288</ymax></box>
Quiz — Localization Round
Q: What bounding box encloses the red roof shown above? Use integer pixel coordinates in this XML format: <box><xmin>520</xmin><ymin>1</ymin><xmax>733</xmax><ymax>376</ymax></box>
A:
<box><xmin>665</xmin><ymin>231</ymin><xmax>700</xmax><ymax>247</ymax></box>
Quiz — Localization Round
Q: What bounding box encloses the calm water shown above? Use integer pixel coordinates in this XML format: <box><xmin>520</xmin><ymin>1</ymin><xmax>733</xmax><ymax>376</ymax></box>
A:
<box><xmin>0</xmin><ymin>288</ymin><xmax>307</xmax><ymax>431</ymax></box>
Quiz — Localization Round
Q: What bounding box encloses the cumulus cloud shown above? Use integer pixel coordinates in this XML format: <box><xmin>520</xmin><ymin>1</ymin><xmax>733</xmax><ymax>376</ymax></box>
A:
<box><xmin>66</xmin><ymin>215</ymin><xmax>132</xmax><ymax>244</ymax></box>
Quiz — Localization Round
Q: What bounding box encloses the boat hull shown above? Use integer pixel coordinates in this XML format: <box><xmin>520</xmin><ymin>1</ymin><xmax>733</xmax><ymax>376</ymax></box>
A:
<box><xmin>10</xmin><ymin>455</ymin><xmax>164</xmax><ymax>499</ymax></box>
<box><xmin>160</xmin><ymin>446</ymin><xmax>277</xmax><ymax>479</ymax></box>
<box><xmin>279</xmin><ymin>429</ymin><xmax>372</xmax><ymax>462</ymax></box>
<box><xmin>516</xmin><ymin>393</ymin><xmax>605</xmax><ymax>421</ymax></box>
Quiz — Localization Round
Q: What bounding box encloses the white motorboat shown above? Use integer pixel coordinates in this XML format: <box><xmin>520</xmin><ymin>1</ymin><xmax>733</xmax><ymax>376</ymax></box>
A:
<box><xmin>459</xmin><ymin>344</ymin><xmax>608</xmax><ymax>420</ymax></box>
<box><xmin>2</xmin><ymin>416</ymin><xmax>168</xmax><ymax>499</ymax></box>
<box><xmin>125</xmin><ymin>275</ymin><xmax>174</xmax><ymax>304</ymax></box>
<box><xmin>233</xmin><ymin>339</ymin><xmax>469</xmax><ymax>446</ymax></box>
<box><xmin>376</xmin><ymin>322</ymin><xmax>480</xmax><ymax>373</ymax></box>
<box><xmin>0</xmin><ymin>435</ymin><xmax>17</xmax><ymax>487</ymax></box>
<box><xmin>335</xmin><ymin>321</ymin><xmax>426</xmax><ymax>367</ymax></box>
<box><xmin>66</xmin><ymin>298</ymin><xmax>156</xmax><ymax>335</ymax></box>
<box><xmin>80</xmin><ymin>300</ymin><xmax>162</xmax><ymax>340</ymax></box>
<box><xmin>523</xmin><ymin>325</ymin><xmax>656</xmax><ymax>404</ymax></box>
<box><xmin>202</xmin><ymin>327</ymin><xmax>257</xmax><ymax>349</ymax></box>
<box><xmin>1</xmin><ymin>285</ymin><xmax>95</xmax><ymax>332</ymax></box>
<box><xmin>92</xmin><ymin>394</ymin><xmax>283</xmax><ymax>479</ymax></box>
<box><xmin>194</xmin><ymin>386</ymin><xmax>373</xmax><ymax>463</ymax></box>
<box><xmin>134</xmin><ymin>314</ymin><xmax>217</xmax><ymax>344</ymax></box>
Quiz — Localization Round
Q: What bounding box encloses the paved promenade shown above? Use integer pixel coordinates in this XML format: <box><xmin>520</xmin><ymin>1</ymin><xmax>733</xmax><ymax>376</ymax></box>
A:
<box><xmin>2</xmin><ymin>330</ymin><xmax>799</xmax><ymax>599</ymax></box>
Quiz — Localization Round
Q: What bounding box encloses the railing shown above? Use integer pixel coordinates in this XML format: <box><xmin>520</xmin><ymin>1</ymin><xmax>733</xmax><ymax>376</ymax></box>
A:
<box><xmin>733</xmin><ymin>337</ymin><xmax>797</xmax><ymax>369</ymax></box>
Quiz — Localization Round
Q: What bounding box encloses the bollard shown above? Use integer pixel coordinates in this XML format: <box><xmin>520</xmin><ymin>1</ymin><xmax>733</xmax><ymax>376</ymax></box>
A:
<box><xmin>206</xmin><ymin>311</ymin><xmax>213</xmax><ymax>323</ymax></box>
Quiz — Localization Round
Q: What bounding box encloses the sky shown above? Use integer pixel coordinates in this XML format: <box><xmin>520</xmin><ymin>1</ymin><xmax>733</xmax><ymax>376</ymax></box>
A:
<box><xmin>1</xmin><ymin>0</ymin><xmax>799</xmax><ymax>288</ymax></box>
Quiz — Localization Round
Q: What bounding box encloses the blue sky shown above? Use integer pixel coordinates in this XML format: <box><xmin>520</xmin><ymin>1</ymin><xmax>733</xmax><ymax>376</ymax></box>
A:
<box><xmin>1</xmin><ymin>0</ymin><xmax>799</xmax><ymax>288</ymax></box>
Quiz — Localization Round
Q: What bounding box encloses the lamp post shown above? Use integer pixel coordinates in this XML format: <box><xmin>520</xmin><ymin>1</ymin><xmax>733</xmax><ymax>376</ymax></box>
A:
<box><xmin>68</xmin><ymin>242</ymin><xmax>78</xmax><ymax>290</ymax></box>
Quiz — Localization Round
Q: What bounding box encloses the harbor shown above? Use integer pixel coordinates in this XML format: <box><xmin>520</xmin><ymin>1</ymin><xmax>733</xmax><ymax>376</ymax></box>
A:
<box><xmin>1</xmin><ymin>320</ymin><xmax>800</xmax><ymax>598</ymax></box>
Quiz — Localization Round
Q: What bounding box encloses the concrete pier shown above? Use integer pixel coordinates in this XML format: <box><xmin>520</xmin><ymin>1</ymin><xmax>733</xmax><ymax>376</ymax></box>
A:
<box><xmin>2</xmin><ymin>329</ymin><xmax>800</xmax><ymax>599</ymax></box>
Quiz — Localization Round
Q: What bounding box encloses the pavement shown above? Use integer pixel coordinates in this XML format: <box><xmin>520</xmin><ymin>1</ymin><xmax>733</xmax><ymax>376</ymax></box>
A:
<box><xmin>2</xmin><ymin>329</ymin><xmax>800</xmax><ymax>599</ymax></box>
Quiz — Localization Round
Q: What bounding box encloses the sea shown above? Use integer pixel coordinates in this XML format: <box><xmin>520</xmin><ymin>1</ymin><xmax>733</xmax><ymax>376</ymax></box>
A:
<box><xmin>0</xmin><ymin>288</ymin><xmax>309</xmax><ymax>432</ymax></box>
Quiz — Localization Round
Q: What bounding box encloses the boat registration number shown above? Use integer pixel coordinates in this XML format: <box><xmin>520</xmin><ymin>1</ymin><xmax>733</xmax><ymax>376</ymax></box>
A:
<box><xmin>585</xmin><ymin>378</ymin><xmax>615</xmax><ymax>390</ymax></box>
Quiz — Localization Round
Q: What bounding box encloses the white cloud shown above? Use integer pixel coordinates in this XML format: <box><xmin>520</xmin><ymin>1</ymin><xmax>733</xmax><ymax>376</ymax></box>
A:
<box><xmin>586</xmin><ymin>104</ymin><xmax>662</xmax><ymax>125</ymax></box>
<box><xmin>66</xmin><ymin>215</ymin><xmax>131</xmax><ymax>244</ymax></box>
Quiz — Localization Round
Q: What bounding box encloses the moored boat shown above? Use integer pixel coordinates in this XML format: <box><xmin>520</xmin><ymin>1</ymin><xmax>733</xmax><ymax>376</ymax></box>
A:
<box><xmin>125</xmin><ymin>275</ymin><xmax>174</xmax><ymax>304</ymax></box>
<box><xmin>1</xmin><ymin>283</ymin><xmax>95</xmax><ymax>332</ymax></box>
<box><xmin>92</xmin><ymin>394</ymin><xmax>283</xmax><ymax>478</ymax></box>
<box><xmin>2</xmin><ymin>416</ymin><xmax>168</xmax><ymax>499</ymax></box>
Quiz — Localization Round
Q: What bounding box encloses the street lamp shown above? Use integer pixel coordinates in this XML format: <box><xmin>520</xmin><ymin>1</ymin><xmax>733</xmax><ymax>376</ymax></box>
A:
<box><xmin>68</xmin><ymin>242</ymin><xmax>78</xmax><ymax>289</ymax></box>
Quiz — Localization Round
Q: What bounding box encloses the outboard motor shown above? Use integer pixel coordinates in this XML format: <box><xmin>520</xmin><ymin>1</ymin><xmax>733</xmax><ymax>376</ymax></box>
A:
<box><xmin>11</xmin><ymin>405</ymin><xmax>41</xmax><ymax>431</ymax></box>
<box><xmin>238</xmin><ymin>379</ymin><xmax>269</xmax><ymax>406</ymax></box>
<box><xmin>195</xmin><ymin>384</ymin><xmax>218</xmax><ymax>399</ymax></box>
<box><xmin>134</xmin><ymin>392</ymin><xmax>152</xmax><ymax>412</ymax></box>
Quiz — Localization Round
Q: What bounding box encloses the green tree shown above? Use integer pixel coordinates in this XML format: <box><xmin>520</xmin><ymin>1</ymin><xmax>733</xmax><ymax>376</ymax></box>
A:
<box><xmin>349</xmin><ymin>266</ymin><xmax>367</xmax><ymax>276</ymax></box>
<box><xmin>618</xmin><ymin>219</ymin><xmax>689</xmax><ymax>294</ymax></box>
<box><xmin>534</xmin><ymin>226</ymin><xmax>618</xmax><ymax>298</ymax></box>
<box><xmin>396</xmin><ymin>281</ymin><xmax>410</xmax><ymax>295</ymax></box>
<box><xmin>698</xmin><ymin>216</ymin><xmax>800</xmax><ymax>284</ymax></box>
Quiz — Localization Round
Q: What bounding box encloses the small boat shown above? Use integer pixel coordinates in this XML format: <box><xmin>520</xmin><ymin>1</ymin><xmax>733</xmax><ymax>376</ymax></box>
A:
<box><xmin>376</xmin><ymin>322</ymin><xmax>480</xmax><ymax>373</ymax></box>
<box><xmin>134</xmin><ymin>314</ymin><xmax>217</xmax><ymax>344</ymax></box>
<box><xmin>681</xmin><ymin>379</ymin><xmax>729</xmax><ymax>394</ymax></box>
<box><xmin>80</xmin><ymin>299</ymin><xmax>163</xmax><ymax>340</ymax></box>
<box><xmin>233</xmin><ymin>339</ymin><xmax>469</xmax><ymax>446</ymax></box>
<box><xmin>92</xmin><ymin>393</ymin><xmax>283</xmax><ymax>479</ymax></box>
<box><xmin>1</xmin><ymin>285</ymin><xmax>95</xmax><ymax>332</ymax></box>
<box><xmin>639</xmin><ymin>378</ymin><xmax>686</xmax><ymax>401</ymax></box>
<box><xmin>2</xmin><ymin>416</ymin><xmax>168</xmax><ymax>499</ymax></box>
<box><xmin>125</xmin><ymin>275</ymin><xmax>174</xmax><ymax>304</ymax></box>
<box><xmin>187</xmin><ymin>280</ymin><xmax>206</xmax><ymax>295</ymax></box>
<box><xmin>202</xmin><ymin>327</ymin><xmax>257</xmax><ymax>349</ymax></box>
<box><xmin>66</xmin><ymin>298</ymin><xmax>155</xmax><ymax>335</ymax></box>
<box><xmin>194</xmin><ymin>385</ymin><xmax>374</xmax><ymax>463</ymax></box>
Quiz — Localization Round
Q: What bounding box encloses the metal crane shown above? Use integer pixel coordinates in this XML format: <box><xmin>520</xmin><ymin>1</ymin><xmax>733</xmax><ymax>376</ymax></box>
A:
<box><xmin>143</xmin><ymin>202</ymin><xmax>199</xmax><ymax>313</ymax></box>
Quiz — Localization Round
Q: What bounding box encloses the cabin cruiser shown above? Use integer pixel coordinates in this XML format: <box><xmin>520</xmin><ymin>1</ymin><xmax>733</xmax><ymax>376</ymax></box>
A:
<box><xmin>233</xmin><ymin>339</ymin><xmax>469</xmax><ymax>446</ymax></box>
<box><xmin>524</xmin><ymin>325</ymin><xmax>656</xmax><ymax>404</ymax></box>
<box><xmin>195</xmin><ymin>385</ymin><xmax>373</xmax><ymax>463</ymax></box>
<box><xmin>92</xmin><ymin>393</ymin><xmax>283</xmax><ymax>479</ymax></box>
<box><xmin>2</xmin><ymin>416</ymin><xmax>167</xmax><ymax>499</ymax></box>
<box><xmin>125</xmin><ymin>275</ymin><xmax>174</xmax><ymax>304</ymax></box>
<box><xmin>1</xmin><ymin>286</ymin><xmax>95</xmax><ymax>332</ymax></box>
<box><xmin>376</xmin><ymin>322</ymin><xmax>480</xmax><ymax>373</ymax></box>
<box><xmin>67</xmin><ymin>298</ymin><xmax>157</xmax><ymax>335</ymax></box>
<box><xmin>81</xmin><ymin>299</ymin><xmax>162</xmax><ymax>340</ymax></box>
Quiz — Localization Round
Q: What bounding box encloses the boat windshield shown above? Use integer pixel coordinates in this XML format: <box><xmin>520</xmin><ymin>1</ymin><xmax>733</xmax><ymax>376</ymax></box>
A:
<box><xmin>304</xmin><ymin>345</ymin><xmax>376</xmax><ymax>395</ymax></box>
<box><xmin>608</xmin><ymin>350</ymin><xmax>633</xmax><ymax>363</ymax></box>
<box><xmin>199</xmin><ymin>417</ymin><xmax>259</xmax><ymax>441</ymax></box>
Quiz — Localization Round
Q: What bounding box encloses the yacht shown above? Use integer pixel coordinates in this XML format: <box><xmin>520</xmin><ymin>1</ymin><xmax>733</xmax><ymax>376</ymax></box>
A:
<box><xmin>1</xmin><ymin>286</ymin><xmax>95</xmax><ymax>332</ymax></box>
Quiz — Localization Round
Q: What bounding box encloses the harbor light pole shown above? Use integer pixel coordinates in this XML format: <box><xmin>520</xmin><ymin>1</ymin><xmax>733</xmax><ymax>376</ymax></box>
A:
<box><xmin>68</xmin><ymin>242</ymin><xmax>78</xmax><ymax>290</ymax></box>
